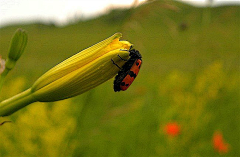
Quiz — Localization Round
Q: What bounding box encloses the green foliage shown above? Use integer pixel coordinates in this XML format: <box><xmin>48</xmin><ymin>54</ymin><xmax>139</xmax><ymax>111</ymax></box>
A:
<box><xmin>0</xmin><ymin>1</ymin><xmax>239</xmax><ymax>156</ymax></box>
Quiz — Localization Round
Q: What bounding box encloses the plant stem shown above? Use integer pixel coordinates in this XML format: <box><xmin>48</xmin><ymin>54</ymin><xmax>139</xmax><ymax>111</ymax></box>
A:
<box><xmin>0</xmin><ymin>69</ymin><xmax>10</xmax><ymax>92</ymax></box>
<box><xmin>0</xmin><ymin>88</ymin><xmax>37</xmax><ymax>116</ymax></box>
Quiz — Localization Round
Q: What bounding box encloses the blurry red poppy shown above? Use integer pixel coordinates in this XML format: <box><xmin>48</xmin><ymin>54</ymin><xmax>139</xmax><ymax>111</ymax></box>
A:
<box><xmin>164</xmin><ymin>122</ymin><xmax>180</xmax><ymax>137</ymax></box>
<box><xmin>212</xmin><ymin>131</ymin><xmax>229</xmax><ymax>154</ymax></box>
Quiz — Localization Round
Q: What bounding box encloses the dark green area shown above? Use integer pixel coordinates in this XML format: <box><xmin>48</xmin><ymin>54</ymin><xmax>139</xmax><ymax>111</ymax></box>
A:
<box><xmin>0</xmin><ymin>1</ymin><xmax>239</xmax><ymax>156</ymax></box>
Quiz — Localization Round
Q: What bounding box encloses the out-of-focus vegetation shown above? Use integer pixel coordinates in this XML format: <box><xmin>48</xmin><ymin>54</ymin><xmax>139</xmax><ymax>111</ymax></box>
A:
<box><xmin>0</xmin><ymin>1</ymin><xmax>239</xmax><ymax>156</ymax></box>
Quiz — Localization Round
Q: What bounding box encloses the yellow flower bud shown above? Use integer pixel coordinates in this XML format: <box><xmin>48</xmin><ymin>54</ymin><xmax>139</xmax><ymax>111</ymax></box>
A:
<box><xmin>31</xmin><ymin>33</ymin><xmax>132</xmax><ymax>102</ymax></box>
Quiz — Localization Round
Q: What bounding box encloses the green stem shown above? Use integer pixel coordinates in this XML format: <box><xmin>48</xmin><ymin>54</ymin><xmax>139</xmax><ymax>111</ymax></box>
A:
<box><xmin>0</xmin><ymin>69</ymin><xmax>10</xmax><ymax>92</ymax></box>
<box><xmin>0</xmin><ymin>88</ymin><xmax>37</xmax><ymax>116</ymax></box>
<box><xmin>0</xmin><ymin>58</ymin><xmax>17</xmax><ymax>92</ymax></box>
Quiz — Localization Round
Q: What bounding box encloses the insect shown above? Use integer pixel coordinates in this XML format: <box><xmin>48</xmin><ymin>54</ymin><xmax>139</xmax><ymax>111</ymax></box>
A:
<box><xmin>112</xmin><ymin>48</ymin><xmax>142</xmax><ymax>92</ymax></box>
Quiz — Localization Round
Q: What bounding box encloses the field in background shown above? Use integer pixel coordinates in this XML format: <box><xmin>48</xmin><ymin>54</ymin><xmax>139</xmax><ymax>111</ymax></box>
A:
<box><xmin>0</xmin><ymin>1</ymin><xmax>239</xmax><ymax>156</ymax></box>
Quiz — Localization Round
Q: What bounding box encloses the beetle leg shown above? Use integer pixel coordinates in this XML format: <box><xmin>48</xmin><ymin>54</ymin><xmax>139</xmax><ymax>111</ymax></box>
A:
<box><xmin>117</xmin><ymin>54</ymin><xmax>128</xmax><ymax>61</ymax></box>
<box><xmin>111</xmin><ymin>59</ymin><xmax>122</xmax><ymax>69</ymax></box>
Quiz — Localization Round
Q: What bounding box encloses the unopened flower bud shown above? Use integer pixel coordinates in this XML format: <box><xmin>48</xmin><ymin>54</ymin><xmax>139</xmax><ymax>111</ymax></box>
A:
<box><xmin>31</xmin><ymin>33</ymin><xmax>132</xmax><ymax>102</ymax></box>
<box><xmin>5</xmin><ymin>28</ymin><xmax>28</xmax><ymax>71</ymax></box>
<box><xmin>8</xmin><ymin>28</ymin><xmax>28</xmax><ymax>61</ymax></box>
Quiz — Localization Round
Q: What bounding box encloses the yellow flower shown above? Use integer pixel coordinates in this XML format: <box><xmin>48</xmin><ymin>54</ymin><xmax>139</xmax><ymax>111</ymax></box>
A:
<box><xmin>0</xmin><ymin>33</ymin><xmax>132</xmax><ymax>116</ymax></box>
<box><xmin>31</xmin><ymin>33</ymin><xmax>132</xmax><ymax>102</ymax></box>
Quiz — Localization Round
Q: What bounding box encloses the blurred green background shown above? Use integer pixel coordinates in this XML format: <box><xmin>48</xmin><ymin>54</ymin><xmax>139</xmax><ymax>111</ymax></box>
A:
<box><xmin>0</xmin><ymin>1</ymin><xmax>239</xmax><ymax>156</ymax></box>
